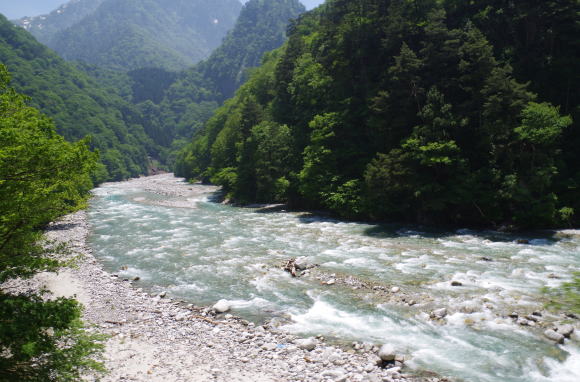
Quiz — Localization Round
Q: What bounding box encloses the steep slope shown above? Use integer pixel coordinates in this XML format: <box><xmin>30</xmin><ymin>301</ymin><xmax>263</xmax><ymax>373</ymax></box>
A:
<box><xmin>197</xmin><ymin>0</ymin><xmax>306</xmax><ymax>100</ymax></box>
<box><xmin>157</xmin><ymin>0</ymin><xmax>305</xmax><ymax>152</ymax></box>
<box><xmin>0</xmin><ymin>14</ymin><xmax>157</xmax><ymax>181</ymax></box>
<box><xmin>27</xmin><ymin>0</ymin><xmax>242</xmax><ymax>71</ymax></box>
<box><xmin>176</xmin><ymin>0</ymin><xmax>579</xmax><ymax>228</ymax></box>
<box><xmin>16</xmin><ymin>0</ymin><xmax>105</xmax><ymax>46</ymax></box>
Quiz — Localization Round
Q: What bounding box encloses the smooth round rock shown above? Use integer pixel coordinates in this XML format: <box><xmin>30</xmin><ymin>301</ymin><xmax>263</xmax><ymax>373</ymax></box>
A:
<box><xmin>295</xmin><ymin>337</ymin><xmax>318</xmax><ymax>351</ymax></box>
<box><xmin>544</xmin><ymin>329</ymin><xmax>565</xmax><ymax>344</ymax></box>
<box><xmin>212</xmin><ymin>299</ymin><xmax>231</xmax><ymax>313</ymax></box>
<box><xmin>378</xmin><ymin>344</ymin><xmax>396</xmax><ymax>361</ymax></box>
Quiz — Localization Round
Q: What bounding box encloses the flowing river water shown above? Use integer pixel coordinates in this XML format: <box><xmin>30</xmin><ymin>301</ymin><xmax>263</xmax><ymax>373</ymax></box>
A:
<box><xmin>88</xmin><ymin>175</ymin><xmax>579</xmax><ymax>382</ymax></box>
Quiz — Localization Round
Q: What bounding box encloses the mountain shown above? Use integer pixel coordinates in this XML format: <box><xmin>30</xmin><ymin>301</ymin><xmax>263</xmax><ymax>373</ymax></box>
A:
<box><xmin>196</xmin><ymin>0</ymin><xmax>306</xmax><ymax>101</ymax></box>
<box><xmin>145</xmin><ymin>0</ymin><xmax>305</xmax><ymax>159</ymax></box>
<box><xmin>0</xmin><ymin>14</ymin><xmax>158</xmax><ymax>181</ymax></box>
<box><xmin>18</xmin><ymin>0</ymin><xmax>242</xmax><ymax>71</ymax></box>
<box><xmin>16</xmin><ymin>0</ymin><xmax>105</xmax><ymax>46</ymax></box>
<box><xmin>176</xmin><ymin>0</ymin><xmax>580</xmax><ymax>228</ymax></box>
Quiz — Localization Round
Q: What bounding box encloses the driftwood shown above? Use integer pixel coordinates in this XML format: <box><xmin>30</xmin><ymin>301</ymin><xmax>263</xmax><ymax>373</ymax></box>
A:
<box><xmin>283</xmin><ymin>258</ymin><xmax>298</xmax><ymax>277</ymax></box>
<box><xmin>282</xmin><ymin>258</ymin><xmax>319</xmax><ymax>277</ymax></box>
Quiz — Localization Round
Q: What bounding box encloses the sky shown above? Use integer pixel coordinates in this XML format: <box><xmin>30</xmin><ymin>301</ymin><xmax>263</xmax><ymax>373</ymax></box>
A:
<box><xmin>0</xmin><ymin>0</ymin><xmax>67</xmax><ymax>19</ymax></box>
<box><xmin>0</xmin><ymin>0</ymin><xmax>326</xmax><ymax>20</ymax></box>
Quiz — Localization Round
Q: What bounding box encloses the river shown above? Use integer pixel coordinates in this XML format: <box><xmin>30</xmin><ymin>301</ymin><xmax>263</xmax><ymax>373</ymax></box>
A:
<box><xmin>87</xmin><ymin>174</ymin><xmax>579</xmax><ymax>382</ymax></box>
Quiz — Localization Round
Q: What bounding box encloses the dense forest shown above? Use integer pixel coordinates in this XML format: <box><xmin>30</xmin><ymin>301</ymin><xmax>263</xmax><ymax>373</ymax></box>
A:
<box><xmin>18</xmin><ymin>0</ymin><xmax>242</xmax><ymax>72</ymax></box>
<box><xmin>0</xmin><ymin>14</ymin><xmax>159</xmax><ymax>182</ymax></box>
<box><xmin>0</xmin><ymin>64</ymin><xmax>103</xmax><ymax>380</ymax></box>
<box><xmin>176</xmin><ymin>0</ymin><xmax>580</xmax><ymax>229</ymax></box>
<box><xmin>150</xmin><ymin>0</ymin><xmax>305</xmax><ymax>159</ymax></box>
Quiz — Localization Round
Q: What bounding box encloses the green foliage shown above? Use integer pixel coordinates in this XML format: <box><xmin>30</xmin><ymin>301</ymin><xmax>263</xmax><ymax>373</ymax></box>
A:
<box><xmin>0</xmin><ymin>64</ymin><xmax>104</xmax><ymax>380</ymax></box>
<box><xmin>175</xmin><ymin>0</ymin><xmax>579</xmax><ymax>228</ymax></box>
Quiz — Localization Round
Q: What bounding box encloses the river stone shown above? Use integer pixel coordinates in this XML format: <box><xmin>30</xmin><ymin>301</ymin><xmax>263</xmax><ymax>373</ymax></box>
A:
<box><xmin>294</xmin><ymin>256</ymin><xmax>310</xmax><ymax>270</ymax></box>
<box><xmin>544</xmin><ymin>329</ymin><xmax>565</xmax><ymax>344</ymax></box>
<box><xmin>378</xmin><ymin>344</ymin><xmax>396</xmax><ymax>361</ymax></box>
<box><xmin>391</xmin><ymin>286</ymin><xmax>400</xmax><ymax>293</ymax></box>
<box><xmin>431</xmin><ymin>308</ymin><xmax>447</xmax><ymax>319</ymax></box>
<box><xmin>212</xmin><ymin>299</ymin><xmax>231</xmax><ymax>313</ymax></box>
<box><xmin>295</xmin><ymin>337</ymin><xmax>317</xmax><ymax>351</ymax></box>
<box><xmin>326</xmin><ymin>279</ymin><xmax>336</xmax><ymax>285</ymax></box>
<box><xmin>555</xmin><ymin>324</ymin><xmax>575</xmax><ymax>338</ymax></box>
<box><xmin>322</xmin><ymin>369</ymin><xmax>347</xmax><ymax>382</ymax></box>
<box><xmin>261</xmin><ymin>343</ymin><xmax>277</xmax><ymax>351</ymax></box>
<box><xmin>451</xmin><ymin>281</ymin><xmax>463</xmax><ymax>286</ymax></box>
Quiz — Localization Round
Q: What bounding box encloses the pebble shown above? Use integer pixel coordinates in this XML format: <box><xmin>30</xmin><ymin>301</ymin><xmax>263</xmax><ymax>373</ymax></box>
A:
<box><xmin>391</xmin><ymin>287</ymin><xmax>400</xmax><ymax>293</ymax></box>
<box><xmin>295</xmin><ymin>337</ymin><xmax>318</xmax><ymax>351</ymax></box>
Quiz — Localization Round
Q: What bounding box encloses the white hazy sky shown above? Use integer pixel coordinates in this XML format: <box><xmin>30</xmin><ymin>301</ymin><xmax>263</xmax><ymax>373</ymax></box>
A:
<box><xmin>1</xmin><ymin>0</ymin><xmax>326</xmax><ymax>20</ymax></box>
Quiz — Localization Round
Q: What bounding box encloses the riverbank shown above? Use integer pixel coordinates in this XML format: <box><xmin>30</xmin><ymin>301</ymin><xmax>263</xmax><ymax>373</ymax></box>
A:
<box><xmin>2</xmin><ymin>187</ymin><xmax>436</xmax><ymax>382</ymax></box>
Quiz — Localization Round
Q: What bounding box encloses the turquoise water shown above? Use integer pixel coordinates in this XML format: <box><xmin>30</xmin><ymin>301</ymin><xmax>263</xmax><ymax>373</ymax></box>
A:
<box><xmin>88</xmin><ymin>178</ymin><xmax>580</xmax><ymax>382</ymax></box>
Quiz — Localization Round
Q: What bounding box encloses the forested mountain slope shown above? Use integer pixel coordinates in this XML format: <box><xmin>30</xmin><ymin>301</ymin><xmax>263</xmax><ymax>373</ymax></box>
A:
<box><xmin>176</xmin><ymin>0</ymin><xmax>580</xmax><ymax>229</ymax></box>
<box><xmin>141</xmin><ymin>0</ymin><xmax>305</xmax><ymax>160</ymax></box>
<box><xmin>196</xmin><ymin>0</ymin><xmax>306</xmax><ymax>100</ymax></box>
<box><xmin>0</xmin><ymin>14</ymin><xmax>158</xmax><ymax>181</ymax></box>
<box><xmin>20</xmin><ymin>0</ymin><xmax>242</xmax><ymax>71</ymax></box>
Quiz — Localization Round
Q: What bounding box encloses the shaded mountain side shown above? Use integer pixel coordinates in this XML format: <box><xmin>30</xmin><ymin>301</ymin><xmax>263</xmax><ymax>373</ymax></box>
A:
<box><xmin>16</xmin><ymin>0</ymin><xmax>105</xmax><ymax>45</ymax></box>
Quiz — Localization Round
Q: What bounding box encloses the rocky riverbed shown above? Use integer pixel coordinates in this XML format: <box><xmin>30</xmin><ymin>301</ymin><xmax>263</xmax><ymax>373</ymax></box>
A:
<box><xmin>4</xmin><ymin>174</ymin><xmax>579</xmax><ymax>382</ymax></box>
<box><xmin>2</xmin><ymin>210</ymin><xmax>438</xmax><ymax>381</ymax></box>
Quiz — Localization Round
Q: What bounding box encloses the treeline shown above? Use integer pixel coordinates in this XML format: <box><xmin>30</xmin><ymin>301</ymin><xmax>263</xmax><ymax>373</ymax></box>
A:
<box><xmin>176</xmin><ymin>0</ymin><xmax>580</xmax><ymax>228</ymax></box>
<box><xmin>0</xmin><ymin>64</ymin><xmax>103</xmax><ymax>380</ymax></box>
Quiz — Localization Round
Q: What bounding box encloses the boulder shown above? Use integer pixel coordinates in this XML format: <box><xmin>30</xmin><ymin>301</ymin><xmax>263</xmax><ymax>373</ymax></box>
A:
<box><xmin>391</xmin><ymin>286</ymin><xmax>400</xmax><ymax>293</ymax></box>
<box><xmin>378</xmin><ymin>344</ymin><xmax>396</xmax><ymax>361</ymax></box>
<box><xmin>295</xmin><ymin>337</ymin><xmax>317</xmax><ymax>351</ymax></box>
<box><xmin>451</xmin><ymin>281</ymin><xmax>463</xmax><ymax>286</ymax></box>
<box><xmin>544</xmin><ymin>329</ymin><xmax>565</xmax><ymax>344</ymax></box>
<box><xmin>555</xmin><ymin>324</ymin><xmax>575</xmax><ymax>338</ymax></box>
<box><xmin>431</xmin><ymin>308</ymin><xmax>447</xmax><ymax>319</ymax></box>
<box><xmin>294</xmin><ymin>256</ymin><xmax>311</xmax><ymax>270</ymax></box>
<box><xmin>212</xmin><ymin>299</ymin><xmax>231</xmax><ymax>313</ymax></box>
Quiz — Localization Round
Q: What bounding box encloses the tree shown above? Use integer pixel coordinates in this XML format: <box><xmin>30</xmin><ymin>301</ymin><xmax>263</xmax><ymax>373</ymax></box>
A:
<box><xmin>0</xmin><ymin>65</ymin><xmax>104</xmax><ymax>380</ymax></box>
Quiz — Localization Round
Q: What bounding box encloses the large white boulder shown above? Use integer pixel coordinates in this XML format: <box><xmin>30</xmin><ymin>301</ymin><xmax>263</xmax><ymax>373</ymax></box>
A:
<box><xmin>212</xmin><ymin>299</ymin><xmax>231</xmax><ymax>313</ymax></box>
<box><xmin>378</xmin><ymin>344</ymin><xmax>397</xmax><ymax>361</ymax></box>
